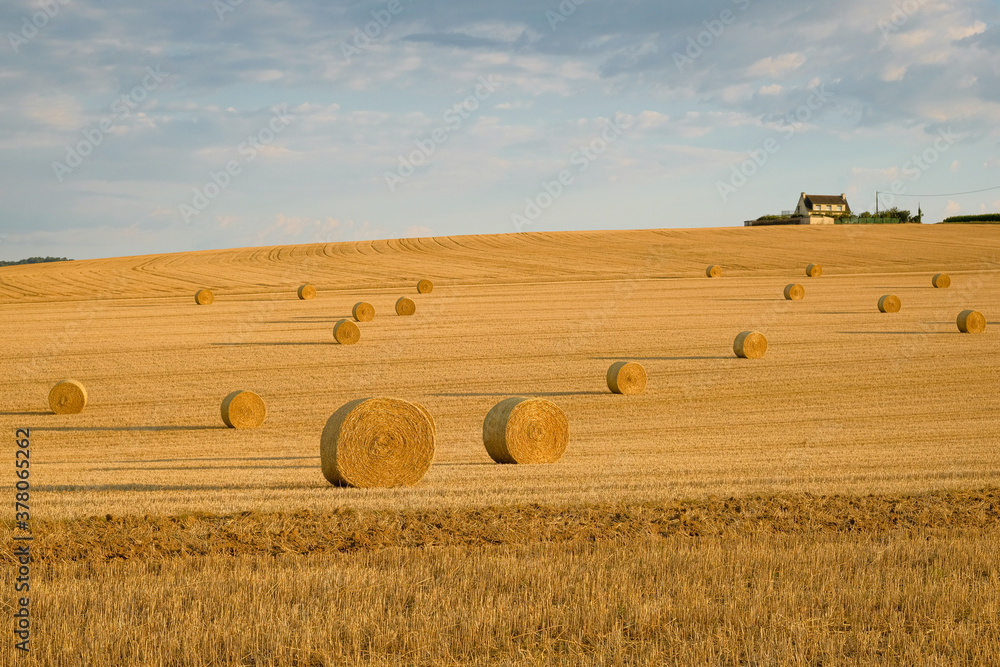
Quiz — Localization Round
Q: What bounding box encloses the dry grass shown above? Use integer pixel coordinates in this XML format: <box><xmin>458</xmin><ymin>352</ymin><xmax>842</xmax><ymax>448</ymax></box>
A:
<box><xmin>0</xmin><ymin>227</ymin><xmax>998</xmax><ymax>519</ymax></box>
<box><xmin>2</xmin><ymin>525</ymin><xmax>998</xmax><ymax>666</ymax></box>
<box><xmin>1</xmin><ymin>225</ymin><xmax>1000</xmax><ymax>664</ymax></box>
<box><xmin>4</xmin><ymin>488</ymin><xmax>997</xmax><ymax>562</ymax></box>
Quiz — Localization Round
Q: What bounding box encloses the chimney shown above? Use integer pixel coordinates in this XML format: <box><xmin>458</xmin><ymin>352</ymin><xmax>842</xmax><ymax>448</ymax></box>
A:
<box><xmin>841</xmin><ymin>193</ymin><xmax>846</xmax><ymax>199</ymax></box>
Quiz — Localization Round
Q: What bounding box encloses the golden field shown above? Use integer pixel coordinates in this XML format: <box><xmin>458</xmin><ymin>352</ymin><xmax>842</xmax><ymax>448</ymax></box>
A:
<box><xmin>2</xmin><ymin>224</ymin><xmax>1000</xmax><ymax>665</ymax></box>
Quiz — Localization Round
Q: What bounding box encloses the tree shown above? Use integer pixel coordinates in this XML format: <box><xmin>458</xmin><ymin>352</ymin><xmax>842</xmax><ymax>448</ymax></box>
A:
<box><xmin>880</xmin><ymin>207</ymin><xmax>911</xmax><ymax>223</ymax></box>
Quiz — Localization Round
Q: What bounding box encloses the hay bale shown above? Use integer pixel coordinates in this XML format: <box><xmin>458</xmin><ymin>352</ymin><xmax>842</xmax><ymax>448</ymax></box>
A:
<box><xmin>878</xmin><ymin>295</ymin><xmax>902</xmax><ymax>313</ymax></box>
<box><xmin>957</xmin><ymin>310</ymin><xmax>987</xmax><ymax>334</ymax></box>
<box><xmin>784</xmin><ymin>283</ymin><xmax>805</xmax><ymax>300</ymax></box>
<box><xmin>806</xmin><ymin>264</ymin><xmax>822</xmax><ymax>277</ymax></box>
<box><xmin>482</xmin><ymin>397</ymin><xmax>569</xmax><ymax>465</ymax></box>
<box><xmin>333</xmin><ymin>319</ymin><xmax>361</xmax><ymax>345</ymax></box>
<box><xmin>733</xmin><ymin>331</ymin><xmax>768</xmax><ymax>359</ymax></box>
<box><xmin>706</xmin><ymin>265</ymin><xmax>723</xmax><ymax>278</ymax></box>
<box><xmin>48</xmin><ymin>380</ymin><xmax>87</xmax><ymax>415</ymax></box>
<box><xmin>395</xmin><ymin>297</ymin><xmax>416</xmax><ymax>316</ymax></box>
<box><xmin>195</xmin><ymin>289</ymin><xmax>214</xmax><ymax>305</ymax></box>
<box><xmin>606</xmin><ymin>362</ymin><xmax>647</xmax><ymax>395</ymax></box>
<box><xmin>320</xmin><ymin>397</ymin><xmax>435</xmax><ymax>488</ymax></box>
<box><xmin>352</xmin><ymin>302</ymin><xmax>375</xmax><ymax>322</ymax></box>
<box><xmin>932</xmin><ymin>273</ymin><xmax>951</xmax><ymax>289</ymax></box>
<box><xmin>417</xmin><ymin>279</ymin><xmax>434</xmax><ymax>294</ymax></box>
<box><xmin>297</xmin><ymin>284</ymin><xmax>317</xmax><ymax>300</ymax></box>
<box><xmin>221</xmin><ymin>390</ymin><xmax>267</xmax><ymax>429</ymax></box>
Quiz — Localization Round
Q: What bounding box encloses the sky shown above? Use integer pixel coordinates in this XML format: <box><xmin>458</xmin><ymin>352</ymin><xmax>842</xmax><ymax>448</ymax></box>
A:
<box><xmin>1</xmin><ymin>0</ymin><xmax>999</xmax><ymax>261</ymax></box>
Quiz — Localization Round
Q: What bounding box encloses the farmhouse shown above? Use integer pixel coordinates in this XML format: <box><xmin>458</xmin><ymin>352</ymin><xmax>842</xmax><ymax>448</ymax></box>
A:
<box><xmin>795</xmin><ymin>192</ymin><xmax>851</xmax><ymax>220</ymax></box>
<box><xmin>745</xmin><ymin>192</ymin><xmax>852</xmax><ymax>226</ymax></box>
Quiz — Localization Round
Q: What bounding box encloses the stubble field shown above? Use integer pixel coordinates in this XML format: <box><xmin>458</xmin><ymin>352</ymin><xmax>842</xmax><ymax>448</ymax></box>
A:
<box><xmin>2</xmin><ymin>224</ymin><xmax>999</xmax><ymax>665</ymax></box>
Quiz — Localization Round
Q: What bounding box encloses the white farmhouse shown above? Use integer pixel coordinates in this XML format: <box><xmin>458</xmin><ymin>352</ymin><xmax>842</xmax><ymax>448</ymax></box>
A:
<box><xmin>794</xmin><ymin>193</ymin><xmax>851</xmax><ymax>224</ymax></box>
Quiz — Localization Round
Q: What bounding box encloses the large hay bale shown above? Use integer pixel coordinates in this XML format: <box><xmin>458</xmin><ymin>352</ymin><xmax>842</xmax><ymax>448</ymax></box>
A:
<box><xmin>221</xmin><ymin>390</ymin><xmax>267</xmax><ymax>429</ymax></box>
<box><xmin>878</xmin><ymin>295</ymin><xmax>902</xmax><ymax>313</ymax></box>
<box><xmin>297</xmin><ymin>284</ymin><xmax>317</xmax><ymax>300</ymax></box>
<box><xmin>784</xmin><ymin>283</ymin><xmax>805</xmax><ymax>300</ymax></box>
<box><xmin>606</xmin><ymin>362</ymin><xmax>647</xmax><ymax>395</ymax></box>
<box><xmin>352</xmin><ymin>302</ymin><xmax>375</xmax><ymax>322</ymax></box>
<box><xmin>706</xmin><ymin>265</ymin><xmax>722</xmax><ymax>278</ymax></box>
<box><xmin>195</xmin><ymin>289</ymin><xmax>214</xmax><ymax>305</ymax></box>
<box><xmin>733</xmin><ymin>331</ymin><xmax>768</xmax><ymax>359</ymax></box>
<box><xmin>395</xmin><ymin>297</ymin><xmax>416</xmax><ymax>316</ymax></box>
<box><xmin>49</xmin><ymin>380</ymin><xmax>87</xmax><ymax>415</ymax></box>
<box><xmin>333</xmin><ymin>319</ymin><xmax>361</xmax><ymax>345</ymax></box>
<box><xmin>320</xmin><ymin>397</ymin><xmax>435</xmax><ymax>488</ymax></box>
<box><xmin>806</xmin><ymin>264</ymin><xmax>822</xmax><ymax>278</ymax></box>
<box><xmin>957</xmin><ymin>310</ymin><xmax>986</xmax><ymax>334</ymax></box>
<box><xmin>417</xmin><ymin>279</ymin><xmax>434</xmax><ymax>294</ymax></box>
<box><xmin>932</xmin><ymin>273</ymin><xmax>951</xmax><ymax>289</ymax></box>
<box><xmin>482</xmin><ymin>397</ymin><xmax>569</xmax><ymax>465</ymax></box>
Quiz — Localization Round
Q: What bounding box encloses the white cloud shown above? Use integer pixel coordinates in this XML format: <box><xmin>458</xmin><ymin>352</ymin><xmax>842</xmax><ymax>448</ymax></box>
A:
<box><xmin>746</xmin><ymin>53</ymin><xmax>806</xmax><ymax>78</ymax></box>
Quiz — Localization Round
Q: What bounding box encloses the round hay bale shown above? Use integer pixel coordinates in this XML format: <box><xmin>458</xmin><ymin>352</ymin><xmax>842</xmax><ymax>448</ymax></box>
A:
<box><xmin>784</xmin><ymin>283</ymin><xmax>805</xmax><ymax>300</ymax></box>
<box><xmin>333</xmin><ymin>319</ymin><xmax>361</xmax><ymax>345</ymax></box>
<box><xmin>878</xmin><ymin>295</ymin><xmax>902</xmax><ymax>313</ymax></box>
<box><xmin>49</xmin><ymin>379</ymin><xmax>87</xmax><ymax>415</ymax></box>
<box><xmin>320</xmin><ymin>397</ymin><xmax>435</xmax><ymax>488</ymax></box>
<box><xmin>195</xmin><ymin>289</ymin><xmax>214</xmax><ymax>305</ymax></box>
<box><xmin>957</xmin><ymin>310</ymin><xmax>986</xmax><ymax>334</ymax></box>
<box><xmin>932</xmin><ymin>273</ymin><xmax>951</xmax><ymax>289</ymax></box>
<box><xmin>352</xmin><ymin>302</ymin><xmax>375</xmax><ymax>322</ymax></box>
<box><xmin>733</xmin><ymin>331</ymin><xmax>768</xmax><ymax>359</ymax></box>
<box><xmin>417</xmin><ymin>279</ymin><xmax>434</xmax><ymax>294</ymax></box>
<box><xmin>221</xmin><ymin>390</ymin><xmax>267</xmax><ymax>429</ymax></box>
<box><xmin>706</xmin><ymin>265</ymin><xmax>722</xmax><ymax>278</ymax></box>
<box><xmin>806</xmin><ymin>264</ymin><xmax>823</xmax><ymax>278</ymax></box>
<box><xmin>395</xmin><ymin>297</ymin><xmax>416</xmax><ymax>316</ymax></box>
<box><xmin>482</xmin><ymin>397</ymin><xmax>569</xmax><ymax>465</ymax></box>
<box><xmin>297</xmin><ymin>284</ymin><xmax>317</xmax><ymax>300</ymax></box>
<box><xmin>606</xmin><ymin>361</ymin><xmax>647</xmax><ymax>395</ymax></box>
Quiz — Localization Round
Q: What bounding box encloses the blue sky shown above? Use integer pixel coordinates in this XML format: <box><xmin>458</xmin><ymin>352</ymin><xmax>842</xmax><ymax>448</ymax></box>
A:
<box><xmin>1</xmin><ymin>0</ymin><xmax>998</xmax><ymax>260</ymax></box>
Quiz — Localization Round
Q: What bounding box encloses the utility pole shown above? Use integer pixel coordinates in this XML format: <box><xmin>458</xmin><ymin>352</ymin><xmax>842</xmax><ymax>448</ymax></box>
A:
<box><xmin>875</xmin><ymin>191</ymin><xmax>879</xmax><ymax>217</ymax></box>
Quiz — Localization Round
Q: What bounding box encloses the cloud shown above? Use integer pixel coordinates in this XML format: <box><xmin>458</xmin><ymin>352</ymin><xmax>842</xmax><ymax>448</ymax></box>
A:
<box><xmin>3</xmin><ymin>0</ymin><xmax>1000</xmax><ymax>260</ymax></box>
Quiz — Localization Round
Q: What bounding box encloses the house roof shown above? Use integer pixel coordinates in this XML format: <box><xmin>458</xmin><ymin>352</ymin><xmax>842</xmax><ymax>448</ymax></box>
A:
<box><xmin>803</xmin><ymin>194</ymin><xmax>850</xmax><ymax>208</ymax></box>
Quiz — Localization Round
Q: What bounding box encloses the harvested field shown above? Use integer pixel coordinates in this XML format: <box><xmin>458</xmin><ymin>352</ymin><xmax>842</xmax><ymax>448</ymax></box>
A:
<box><xmin>2</xmin><ymin>224</ymin><xmax>1000</xmax><ymax>664</ymax></box>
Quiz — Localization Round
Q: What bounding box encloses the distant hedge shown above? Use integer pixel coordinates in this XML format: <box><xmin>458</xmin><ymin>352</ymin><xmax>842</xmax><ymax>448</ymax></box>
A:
<box><xmin>942</xmin><ymin>214</ymin><xmax>1000</xmax><ymax>223</ymax></box>
<box><xmin>0</xmin><ymin>256</ymin><xmax>71</xmax><ymax>267</ymax></box>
